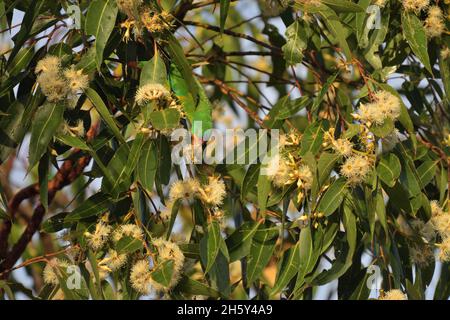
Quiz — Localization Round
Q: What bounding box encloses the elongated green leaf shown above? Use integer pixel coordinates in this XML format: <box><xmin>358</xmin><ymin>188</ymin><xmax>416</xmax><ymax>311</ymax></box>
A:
<box><xmin>317</xmin><ymin>177</ymin><xmax>347</xmax><ymax>216</ymax></box>
<box><xmin>200</xmin><ymin>221</ymin><xmax>222</xmax><ymax>273</ymax></box>
<box><xmin>321</xmin><ymin>0</ymin><xmax>364</xmax><ymax>13</ymax></box>
<box><xmin>257</xmin><ymin>166</ymin><xmax>271</xmax><ymax>214</ymax></box>
<box><xmin>312</xmin><ymin>203</ymin><xmax>356</xmax><ymax>285</ymax></box>
<box><xmin>56</xmin><ymin>134</ymin><xmax>90</xmax><ymax>150</ymax></box>
<box><xmin>220</xmin><ymin>0</ymin><xmax>231</xmax><ymax>33</ymax></box>
<box><xmin>136</xmin><ymin>138</ymin><xmax>157</xmax><ymax>193</ymax></box>
<box><xmin>151</xmin><ymin>260</ymin><xmax>174</xmax><ymax>287</ymax></box>
<box><xmin>417</xmin><ymin>160</ymin><xmax>437</xmax><ymax>188</ymax></box>
<box><xmin>241</xmin><ymin>164</ymin><xmax>260</xmax><ymax>200</ymax></box>
<box><xmin>85</xmin><ymin>88</ymin><xmax>127</xmax><ymax>146</ymax></box>
<box><xmin>247</xmin><ymin>223</ymin><xmax>278</xmax><ymax>284</ymax></box>
<box><xmin>149</xmin><ymin>109</ymin><xmax>180</xmax><ymax>130</ymax></box>
<box><xmin>0</xmin><ymin>100</ymin><xmax>27</xmax><ymax>164</ymax></box>
<box><xmin>166</xmin><ymin>34</ymin><xmax>199</xmax><ymax>101</ymax></box>
<box><xmin>85</xmin><ymin>0</ymin><xmax>118</xmax><ymax>71</ymax></box>
<box><xmin>402</xmin><ymin>11</ymin><xmax>432</xmax><ymax>74</ymax></box>
<box><xmin>174</xmin><ymin>275</ymin><xmax>221</xmax><ymax>298</ymax></box>
<box><xmin>226</xmin><ymin>221</ymin><xmax>260</xmax><ymax>262</ymax></box>
<box><xmin>140</xmin><ymin>52</ymin><xmax>167</xmax><ymax>86</ymax></box>
<box><xmin>64</xmin><ymin>192</ymin><xmax>111</xmax><ymax>222</ymax></box>
<box><xmin>101</xmin><ymin>142</ymin><xmax>132</xmax><ymax>198</ymax></box>
<box><xmin>317</xmin><ymin>5</ymin><xmax>352</xmax><ymax>60</ymax></box>
<box><xmin>272</xmin><ymin>241</ymin><xmax>301</xmax><ymax>294</ymax></box>
<box><xmin>116</xmin><ymin>236</ymin><xmax>143</xmax><ymax>254</ymax></box>
<box><xmin>29</xmin><ymin>102</ymin><xmax>64</xmax><ymax>169</ymax></box>
<box><xmin>377</xmin><ymin>153</ymin><xmax>401</xmax><ymax>187</ymax></box>
<box><xmin>300</xmin><ymin>121</ymin><xmax>324</xmax><ymax>156</ymax></box>
<box><xmin>38</xmin><ymin>152</ymin><xmax>49</xmax><ymax>211</ymax></box>
<box><xmin>282</xmin><ymin>20</ymin><xmax>307</xmax><ymax>66</ymax></box>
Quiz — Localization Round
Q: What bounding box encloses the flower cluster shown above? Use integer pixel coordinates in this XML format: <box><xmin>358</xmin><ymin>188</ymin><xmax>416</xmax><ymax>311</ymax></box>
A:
<box><xmin>43</xmin><ymin>258</ymin><xmax>71</xmax><ymax>285</ymax></box>
<box><xmin>117</xmin><ymin>0</ymin><xmax>174</xmax><ymax>40</ymax></box>
<box><xmin>353</xmin><ymin>91</ymin><xmax>401</xmax><ymax>126</ymax></box>
<box><xmin>402</xmin><ymin>0</ymin><xmax>430</xmax><ymax>13</ymax></box>
<box><xmin>379</xmin><ymin>289</ymin><xmax>407</xmax><ymax>300</ymax></box>
<box><xmin>340</xmin><ymin>154</ymin><xmax>372</xmax><ymax>185</ymax></box>
<box><xmin>35</xmin><ymin>55</ymin><xmax>89</xmax><ymax>102</ymax></box>
<box><xmin>429</xmin><ymin>201</ymin><xmax>450</xmax><ymax>262</ymax></box>
<box><xmin>130</xmin><ymin>239</ymin><xmax>185</xmax><ymax>294</ymax></box>
<box><xmin>425</xmin><ymin>6</ymin><xmax>445</xmax><ymax>38</ymax></box>
<box><xmin>168</xmin><ymin>176</ymin><xmax>227</xmax><ymax>208</ymax></box>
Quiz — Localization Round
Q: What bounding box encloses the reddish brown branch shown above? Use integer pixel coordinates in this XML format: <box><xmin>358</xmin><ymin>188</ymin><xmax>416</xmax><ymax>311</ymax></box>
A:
<box><xmin>0</xmin><ymin>124</ymin><xmax>98</xmax><ymax>278</ymax></box>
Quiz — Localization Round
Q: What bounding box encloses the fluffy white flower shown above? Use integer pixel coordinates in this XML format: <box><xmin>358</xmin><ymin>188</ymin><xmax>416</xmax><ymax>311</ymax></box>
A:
<box><xmin>379</xmin><ymin>289</ymin><xmax>407</xmax><ymax>300</ymax></box>
<box><xmin>198</xmin><ymin>176</ymin><xmax>227</xmax><ymax>206</ymax></box>
<box><xmin>340</xmin><ymin>155</ymin><xmax>372</xmax><ymax>185</ymax></box>
<box><xmin>85</xmin><ymin>222</ymin><xmax>112</xmax><ymax>251</ymax></box>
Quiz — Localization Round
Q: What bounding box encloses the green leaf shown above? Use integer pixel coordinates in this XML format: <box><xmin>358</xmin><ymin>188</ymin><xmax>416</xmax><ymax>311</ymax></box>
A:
<box><xmin>401</xmin><ymin>11</ymin><xmax>432</xmax><ymax>75</ymax></box>
<box><xmin>174</xmin><ymin>275</ymin><xmax>221</xmax><ymax>299</ymax></box>
<box><xmin>136</xmin><ymin>138</ymin><xmax>157</xmax><ymax>194</ymax></box>
<box><xmin>85</xmin><ymin>88</ymin><xmax>127</xmax><ymax>146</ymax></box>
<box><xmin>247</xmin><ymin>222</ymin><xmax>278</xmax><ymax>284</ymax></box>
<box><xmin>101</xmin><ymin>142</ymin><xmax>133</xmax><ymax>198</ymax></box>
<box><xmin>321</xmin><ymin>0</ymin><xmax>364</xmax><ymax>13</ymax></box>
<box><xmin>317</xmin><ymin>5</ymin><xmax>352</xmax><ymax>60</ymax></box>
<box><xmin>140</xmin><ymin>52</ymin><xmax>167</xmax><ymax>86</ymax></box>
<box><xmin>294</xmin><ymin>226</ymin><xmax>316</xmax><ymax>292</ymax></box>
<box><xmin>38</xmin><ymin>151</ymin><xmax>49</xmax><ymax>211</ymax></box>
<box><xmin>257</xmin><ymin>165</ymin><xmax>271</xmax><ymax>214</ymax></box>
<box><xmin>219</xmin><ymin>0</ymin><xmax>231</xmax><ymax>33</ymax></box>
<box><xmin>148</xmin><ymin>109</ymin><xmax>181</xmax><ymax>130</ymax></box>
<box><xmin>376</xmin><ymin>153</ymin><xmax>401</xmax><ymax>187</ymax></box>
<box><xmin>282</xmin><ymin>20</ymin><xmax>308</xmax><ymax>66</ymax></box>
<box><xmin>56</xmin><ymin>134</ymin><xmax>90</xmax><ymax>150</ymax></box>
<box><xmin>300</xmin><ymin>121</ymin><xmax>324</xmax><ymax>156</ymax></box>
<box><xmin>41</xmin><ymin>212</ymin><xmax>70</xmax><ymax>233</ymax></box>
<box><xmin>370</xmin><ymin>119</ymin><xmax>394</xmax><ymax>138</ymax></box>
<box><xmin>311</xmin><ymin>73</ymin><xmax>339</xmax><ymax>114</ymax></box>
<box><xmin>6</xmin><ymin>0</ymin><xmax>45</xmax><ymax>65</ymax></box>
<box><xmin>85</xmin><ymin>0</ymin><xmax>118</xmax><ymax>71</ymax></box>
<box><xmin>317</xmin><ymin>177</ymin><xmax>347</xmax><ymax>216</ymax></box>
<box><xmin>116</xmin><ymin>236</ymin><xmax>143</xmax><ymax>254</ymax></box>
<box><xmin>151</xmin><ymin>260</ymin><xmax>175</xmax><ymax>287</ymax></box>
<box><xmin>166</xmin><ymin>34</ymin><xmax>199</xmax><ymax>101</ymax></box>
<box><xmin>64</xmin><ymin>192</ymin><xmax>111</xmax><ymax>222</ymax></box>
<box><xmin>0</xmin><ymin>100</ymin><xmax>27</xmax><ymax>164</ymax></box>
<box><xmin>272</xmin><ymin>241</ymin><xmax>301</xmax><ymax>294</ymax></box>
<box><xmin>312</xmin><ymin>203</ymin><xmax>356</xmax><ymax>285</ymax></box>
<box><xmin>417</xmin><ymin>160</ymin><xmax>437</xmax><ymax>188</ymax></box>
<box><xmin>166</xmin><ymin>199</ymin><xmax>182</xmax><ymax>240</ymax></box>
<box><xmin>28</xmin><ymin>102</ymin><xmax>64</xmax><ymax>169</ymax></box>
<box><xmin>226</xmin><ymin>221</ymin><xmax>260</xmax><ymax>262</ymax></box>
<box><xmin>200</xmin><ymin>221</ymin><xmax>222</xmax><ymax>273</ymax></box>
<box><xmin>241</xmin><ymin>164</ymin><xmax>260</xmax><ymax>200</ymax></box>
<box><xmin>264</xmin><ymin>96</ymin><xmax>310</xmax><ymax>128</ymax></box>
<box><xmin>169</xmin><ymin>66</ymin><xmax>212</xmax><ymax>135</ymax></box>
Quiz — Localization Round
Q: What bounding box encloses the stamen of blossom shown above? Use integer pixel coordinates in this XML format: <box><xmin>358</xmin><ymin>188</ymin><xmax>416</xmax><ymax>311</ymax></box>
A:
<box><xmin>198</xmin><ymin>176</ymin><xmax>227</xmax><ymax>206</ymax></box>
<box><xmin>64</xmin><ymin>66</ymin><xmax>89</xmax><ymax>93</ymax></box>
<box><xmin>84</xmin><ymin>222</ymin><xmax>112</xmax><ymax>251</ymax></box>
<box><xmin>402</xmin><ymin>0</ymin><xmax>429</xmax><ymax>13</ymax></box>
<box><xmin>112</xmin><ymin>224</ymin><xmax>144</xmax><ymax>242</ymax></box>
<box><xmin>135</xmin><ymin>83</ymin><xmax>171</xmax><ymax>106</ymax></box>
<box><xmin>340</xmin><ymin>154</ymin><xmax>372</xmax><ymax>185</ymax></box>
<box><xmin>169</xmin><ymin>178</ymin><xmax>200</xmax><ymax>201</ymax></box>
<box><xmin>379</xmin><ymin>289</ymin><xmax>407</xmax><ymax>300</ymax></box>
<box><xmin>152</xmin><ymin>238</ymin><xmax>185</xmax><ymax>289</ymax></box>
<box><xmin>43</xmin><ymin>258</ymin><xmax>71</xmax><ymax>286</ymax></box>
<box><xmin>425</xmin><ymin>6</ymin><xmax>445</xmax><ymax>38</ymax></box>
